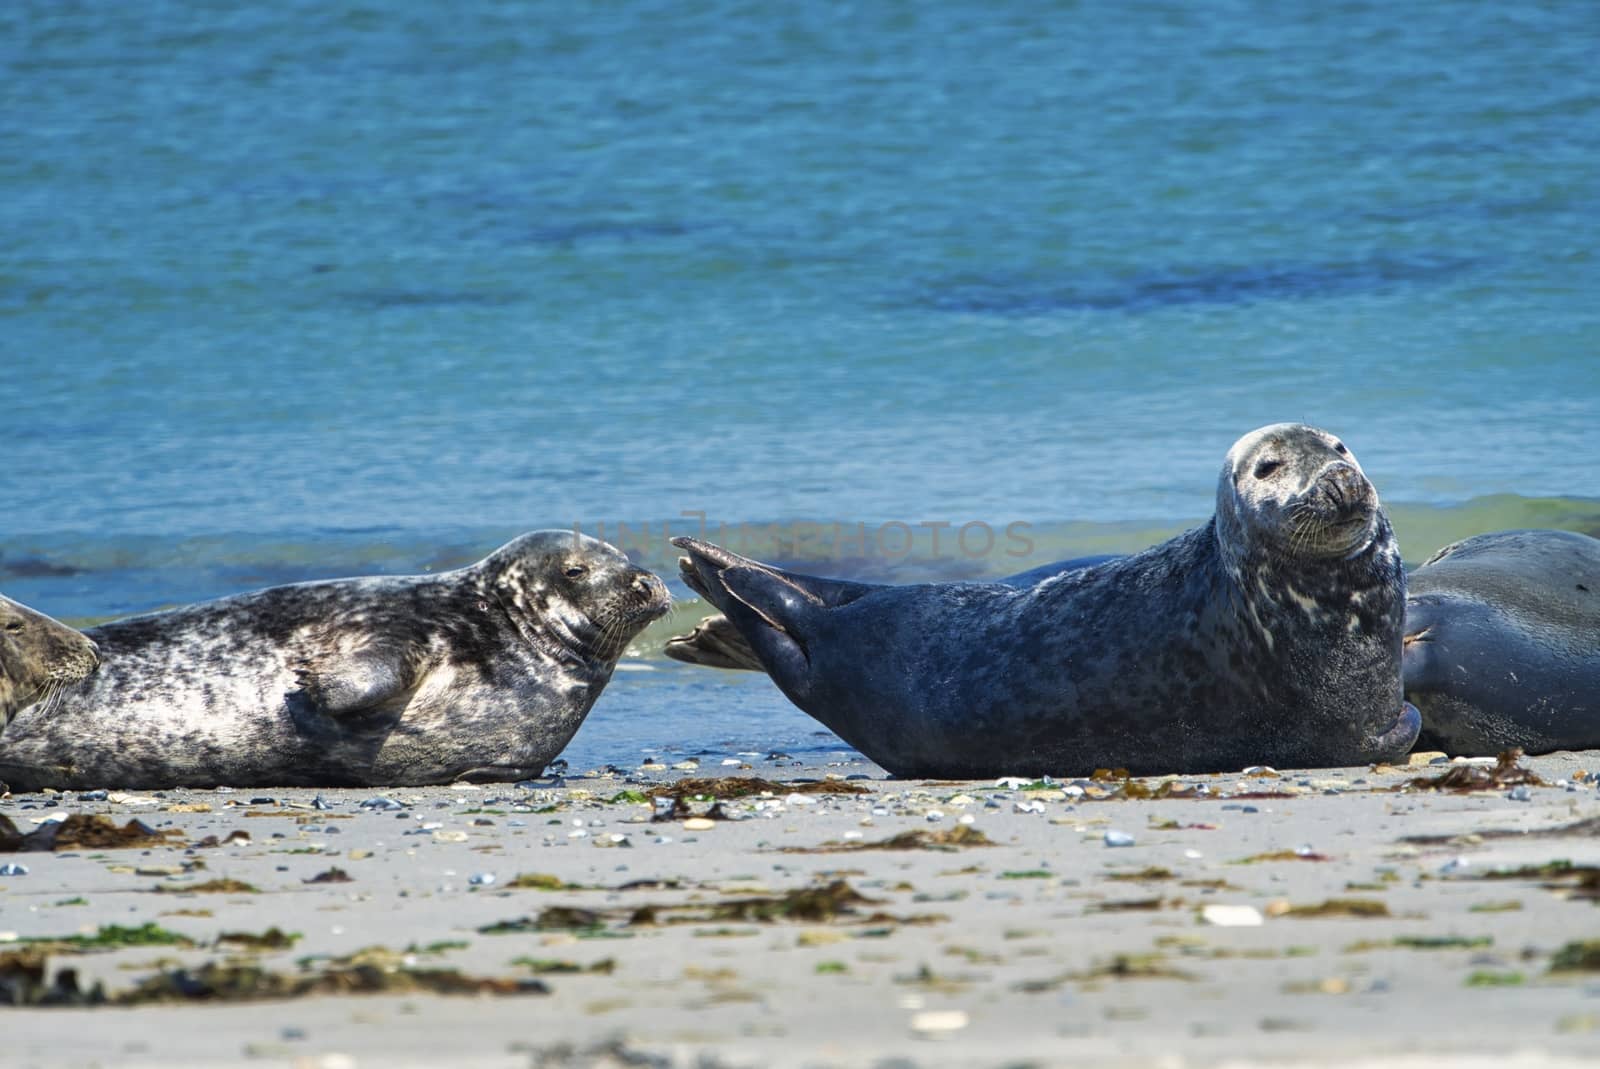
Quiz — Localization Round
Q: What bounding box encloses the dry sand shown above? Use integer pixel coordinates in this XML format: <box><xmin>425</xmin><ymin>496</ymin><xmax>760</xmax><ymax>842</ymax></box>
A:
<box><xmin>4</xmin><ymin>748</ymin><xmax>1600</xmax><ymax>1069</ymax></box>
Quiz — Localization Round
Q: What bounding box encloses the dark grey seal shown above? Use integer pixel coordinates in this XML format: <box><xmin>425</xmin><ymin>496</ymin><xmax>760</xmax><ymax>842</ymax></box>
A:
<box><xmin>0</xmin><ymin>532</ymin><xmax>670</xmax><ymax>791</ymax></box>
<box><xmin>672</xmin><ymin>424</ymin><xmax>1418</xmax><ymax>777</ymax></box>
<box><xmin>1404</xmin><ymin>528</ymin><xmax>1600</xmax><ymax>755</ymax></box>
<box><xmin>0</xmin><ymin>594</ymin><xmax>100</xmax><ymax>729</ymax></box>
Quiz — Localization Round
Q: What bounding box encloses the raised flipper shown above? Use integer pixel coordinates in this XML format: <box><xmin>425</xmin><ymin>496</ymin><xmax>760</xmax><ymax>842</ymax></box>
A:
<box><xmin>670</xmin><ymin>537</ymin><xmax>876</xmax><ymax>695</ymax></box>
<box><xmin>665</xmin><ymin>551</ymin><xmax>1121</xmax><ymax>672</ymax></box>
<box><xmin>664</xmin><ymin>614</ymin><xmax>768</xmax><ymax>670</ymax></box>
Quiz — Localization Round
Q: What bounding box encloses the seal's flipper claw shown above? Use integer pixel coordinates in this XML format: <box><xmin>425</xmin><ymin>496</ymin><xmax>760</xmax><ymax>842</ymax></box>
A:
<box><xmin>677</xmin><ymin>555</ymin><xmax>715</xmax><ymax>602</ymax></box>
<box><xmin>663</xmin><ymin>615</ymin><xmax>765</xmax><ymax>671</ymax></box>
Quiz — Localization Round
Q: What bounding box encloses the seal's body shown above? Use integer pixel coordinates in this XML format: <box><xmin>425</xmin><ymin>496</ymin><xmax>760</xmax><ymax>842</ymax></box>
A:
<box><xmin>0</xmin><ymin>532</ymin><xmax>669</xmax><ymax>790</ymax></box>
<box><xmin>674</xmin><ymin>425</ymin><xmax>1417</xmax><ymax>777</ymax></box>
<box><xmin>1404</xmin><ymin>528</ymin><xmax>1600</xmax><ymax>755</ymax></box>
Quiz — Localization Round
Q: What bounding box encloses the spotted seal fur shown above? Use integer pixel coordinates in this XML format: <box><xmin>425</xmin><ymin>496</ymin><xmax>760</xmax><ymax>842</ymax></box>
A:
<box><xmin>0</xmin><ymin>532</ymin><xmax>670</xmax><ymax>790</ymax></box>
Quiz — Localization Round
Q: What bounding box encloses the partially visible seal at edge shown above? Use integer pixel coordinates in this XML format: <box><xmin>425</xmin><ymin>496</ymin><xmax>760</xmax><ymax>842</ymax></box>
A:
<box><xmin>1404</xmin><ymin>528</ymin><xmax>1600</xmax><ymax>755</ymax></box>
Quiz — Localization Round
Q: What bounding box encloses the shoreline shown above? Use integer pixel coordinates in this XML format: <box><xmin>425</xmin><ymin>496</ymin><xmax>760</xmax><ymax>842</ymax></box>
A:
<box><xmin>5</xmin><ymin>748</ymin><xmax>1600</xmax><ymax>1067</ymax></box>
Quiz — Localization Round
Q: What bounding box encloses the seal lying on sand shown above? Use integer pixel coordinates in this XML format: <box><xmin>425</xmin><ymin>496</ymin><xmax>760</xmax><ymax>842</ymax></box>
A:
<box><xmin>1</xmin><ymin>594</ymin><xmax>101</xmax><ymax>729</ymax></box>
<box><xmin>0</xmin><ymin>532</ymin><xmax>670</xmax><ymax>790</ymax></box>
<box><xmin>1404</xmin><ymin>528</ymin><xmax>1600</xmax><ymax>755</ymax></box>
<box><xmin>672</xmin><ymin>424</ymin><xmax>1417</xmax><ymax>777</ymax></box>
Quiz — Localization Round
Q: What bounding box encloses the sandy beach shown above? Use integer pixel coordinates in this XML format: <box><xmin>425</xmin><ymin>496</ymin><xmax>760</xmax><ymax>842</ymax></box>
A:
<box><xmin>5</xmin><ymin>748</ymin><xmax>1600</xmax><ymax>1068</ymax></box>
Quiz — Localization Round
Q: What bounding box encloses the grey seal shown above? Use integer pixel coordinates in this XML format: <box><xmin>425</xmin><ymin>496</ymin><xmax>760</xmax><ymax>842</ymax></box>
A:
<box><xmin>1403</xmin><ymin>528</ymin><xmax>1600</xmax><ymax>755</ymax></box>
<box><xmin>1</xmin><ymin>594</ymin><xmax>101</xmax><ymax>729</ymax></box>
<box><xmin>0</xmin><ymin>532</ymin><xmax>670</xmax><ymax>790</ymax></box>
<box><xmin>672</xmin><ymin>424</ymin><xmax>1418</xmax><ymax>777</ymax></box>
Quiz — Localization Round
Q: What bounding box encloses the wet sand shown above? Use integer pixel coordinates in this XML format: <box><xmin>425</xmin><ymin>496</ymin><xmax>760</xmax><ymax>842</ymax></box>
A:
<box><xmin>5</xmin><ymin>748</ymin><xmax>1600</xmax><ymax>1068</ymax></box>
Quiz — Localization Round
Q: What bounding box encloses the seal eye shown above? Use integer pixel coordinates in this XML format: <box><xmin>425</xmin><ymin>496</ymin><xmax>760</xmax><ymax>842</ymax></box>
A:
<box><xmin>1253</xmin><ymin>459</ymin><xmax>1283</xmax><ymax>479</ymax></box>
<box><xmin>1334</xmin><ymin>442</ymin><xmax>1349</xmax><ymax>455</ymax></box>
<box><xmin>564</xmin><ymin>565</ymin><xmax>588</xmax><ymax>579</ymax></box>
<box><xmin>2</xmin><ymin>621</ymin><xmax>22</xmax><ymax>633</ymax></box>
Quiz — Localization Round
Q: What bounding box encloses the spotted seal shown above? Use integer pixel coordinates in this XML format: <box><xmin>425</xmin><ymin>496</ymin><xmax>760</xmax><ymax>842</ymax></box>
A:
<box><xmin>672</xmin><ymin>424</ymin><xmax>1417</xmax><ymax>777</ymax></box>
<box><xmin>1403</xmin><ymin>528</ymin><xmax>1600</xmax><ymax>755</ymax></box>
<box><xmin>0</xmin><ymin>594</ymin><xmax>101</xmax><ymax>730</ymax></box>
<box><xmin>0</xmin><ymin>532</ymin><xmax>670</xmax><ymax>790</ymax></box>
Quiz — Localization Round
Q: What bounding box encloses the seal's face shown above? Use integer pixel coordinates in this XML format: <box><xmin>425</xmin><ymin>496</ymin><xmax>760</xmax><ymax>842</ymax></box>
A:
<box><xmin>0</xmin><ymin>594</ymin><xmax>100</xmax><ymax>727</ymax></box>
<box><xmin>1221</xmin><ymin>423</ymin><xmax>1380</xmax><ymax>559</ymax></box>
<box><xmin>488</xmin><ymin>532</ymin><xmax>671</xmax><ymax>663</ymax></box>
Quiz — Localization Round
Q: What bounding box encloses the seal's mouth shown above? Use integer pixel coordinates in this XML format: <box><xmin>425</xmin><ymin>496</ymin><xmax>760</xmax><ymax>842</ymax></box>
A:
<box><xmin>589</xmin><ymin>573</ymin><xmax>673</xmax><ymax>660</ymax></box>
<box><xmin>1288</xmin><ymin>466</ymin><xmax>1379</xmax><ymax>557</ymax></box>
<box><xmin>1365</xmin><ymin>700</ymin><xmax>1422</xmax><ymax>757</ymax></box>
<box><xmin>624</xmin><ymin>573</ymin><xmax>673</xmax><ymax>622</ymax></box>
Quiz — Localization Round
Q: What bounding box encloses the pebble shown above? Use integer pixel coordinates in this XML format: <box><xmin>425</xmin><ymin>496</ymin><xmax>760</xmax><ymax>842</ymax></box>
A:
<box><xmin>468</xmin><ymin>872</ymin><xmax>497</xmax><ymax>886</ymax></box>
<box><xmin>1104</xmin><ymin>830</ymin><xmax>1136</xmax><ymax>847</ymax></box>
<box><xmin>1201</xmin><ymin>904</ymin><xmax>1263</xmax><ymax>927</ymax></box>
<box><xmin>995</xmin><ymin>777</ymin><xmax>1031</xmax><ymax>789</ymax></box>
<box><xmin>432</xmin><ymin>830</ymin><xmax>469</xmax><ymax>843</ymax></box>
<box><xmin>0</xmin><ymin>863</ymin><xmax>29</xmax><ymax>877</ymax></box>
<box><xmin>1507</xmin><ymin>785</ymin><xmax>1533</xmax><ymax>802</ymax></box>
<box><xmin>925</xmin><ymin>811</ymin><xmax>945</xmax><ymax>823</ymax></box>
<box><xmin>910</xmin><ymin>1010</ymin><xmax>970</xmax><ymax>1035</ymax></box>
<box><xmin>1013</xmin><ymin>801</ymin><xmax>1046</xmax><ymax>815</ymax></box>
<box><xmin>721</xmin><ymin>758</ymin><xmax>742</xmax><ymax>766</ymax></box>
<box><xmin>683</xmin><ymin>817</ymin><xmax>717</xmax><ymax>831</ymax></box>
<box><xmin>786</xmin><ymin>794</ymin><xmax>817</xmax><ymax>806</ymax></box>
<box><xmin>77</xmin><ymin>789</ymin><xmax>108</xmax><ymax>802</ymax></box>
<box><xmin>360</xmin><ymin>797</ymin><xmax>405</xmax><ymax>811</ymax></box>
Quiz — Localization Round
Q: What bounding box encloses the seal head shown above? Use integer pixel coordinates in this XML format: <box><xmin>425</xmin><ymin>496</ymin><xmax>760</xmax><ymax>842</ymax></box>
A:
<box><xmin>0</xmin><ymin>594</ymin><xmax>100</xmax><ymax>729</ymax></box>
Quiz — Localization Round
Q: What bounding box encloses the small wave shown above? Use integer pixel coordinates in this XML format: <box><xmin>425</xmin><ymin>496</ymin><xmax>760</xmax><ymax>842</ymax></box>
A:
<box><xmin>909</xmin><ymin>254</ymin><xmax>1476</xmax><ymax>317</ymax></box>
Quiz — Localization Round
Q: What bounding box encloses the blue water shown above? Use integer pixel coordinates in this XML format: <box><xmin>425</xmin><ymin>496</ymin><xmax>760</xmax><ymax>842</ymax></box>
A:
<box><xmin>4</xmin><ymin>1</ymin><xmax>1598</xmax><ymax>768</ymax></box>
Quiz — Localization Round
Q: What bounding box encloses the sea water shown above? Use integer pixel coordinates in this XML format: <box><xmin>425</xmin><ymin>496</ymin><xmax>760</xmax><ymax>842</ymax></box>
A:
<box><xmin>3</xmin><ymin>1</ymin><xmax>1597</xmax><ymax>768</ymax></box>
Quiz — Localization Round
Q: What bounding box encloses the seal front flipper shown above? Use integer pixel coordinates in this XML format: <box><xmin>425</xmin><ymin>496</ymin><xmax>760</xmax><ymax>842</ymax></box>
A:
<box><xmin>663</xmin><ymin>614</ymin><xmax>768</xmax><ymax>671</ymax></box>
<box><xmin>292</xmin><ymin>646</ymin><xmax>419</xmax><ymax>717</ymax></box>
